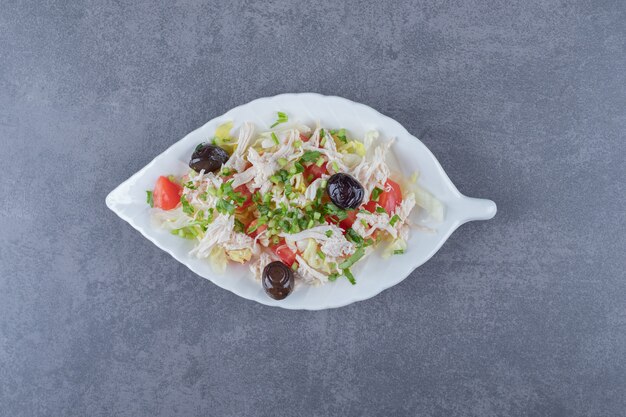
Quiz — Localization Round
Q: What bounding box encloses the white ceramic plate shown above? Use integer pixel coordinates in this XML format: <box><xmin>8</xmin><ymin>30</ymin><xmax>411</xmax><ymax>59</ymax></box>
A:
<box><xmin>106</xmin><ymin>93</ymin><xmax>496</xmax><ymax>310</ymax></box>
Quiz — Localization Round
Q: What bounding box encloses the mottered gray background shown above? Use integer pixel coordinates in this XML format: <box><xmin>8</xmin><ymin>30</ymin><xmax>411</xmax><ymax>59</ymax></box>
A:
<box><xmin>1</xmin><ymin>1</ymin><xmax>625</xmax><ymax>416</ymax></box>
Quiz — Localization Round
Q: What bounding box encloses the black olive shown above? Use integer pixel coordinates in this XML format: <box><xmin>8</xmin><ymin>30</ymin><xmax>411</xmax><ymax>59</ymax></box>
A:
<box><xmin>326</xmin><ymin>173</ymin><xmax>365</xmax><ymax>209</ymax></box>
<box><xmin>189</xmin><ymin>143</ymin><xmax>229</xmax><ymax>173</ymax></box>
<box><xmin>262</xmin><ymin>261</ymin><xmax>294</xmax><ymax>300</ymax></box>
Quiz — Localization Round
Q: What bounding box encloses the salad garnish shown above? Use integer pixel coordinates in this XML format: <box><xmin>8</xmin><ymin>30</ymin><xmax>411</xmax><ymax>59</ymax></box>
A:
<box><xmin>147</xmin><ymin>114</ymin><xmax>443</xmax><ymax>300</ymax></box>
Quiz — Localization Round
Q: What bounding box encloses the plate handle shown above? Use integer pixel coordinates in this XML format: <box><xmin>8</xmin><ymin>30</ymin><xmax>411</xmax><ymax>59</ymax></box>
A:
<box><xmin>461</xmin><ymin>196</ymin><xmax>497</xmax><ymax>222</ymax></box>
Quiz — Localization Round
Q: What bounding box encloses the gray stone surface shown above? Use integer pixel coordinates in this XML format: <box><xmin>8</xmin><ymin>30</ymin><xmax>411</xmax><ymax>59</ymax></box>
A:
<box><xmin>1</xmin><ymin>0</ymin><xmax>625</xmax><ymax>416</ymax></box>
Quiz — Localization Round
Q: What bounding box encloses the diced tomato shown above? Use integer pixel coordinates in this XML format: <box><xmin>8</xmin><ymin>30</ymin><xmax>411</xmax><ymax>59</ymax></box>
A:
<box><xmin>364</xmin><ymin>201</ymin><xmax>377</xmax><ymax>213</ymax></box>
<box><xmin>304</xmin><ymin>162</ymin><xmax>328</xmax><ymax>182</ymax></box>
<box><xmin>338</xmin><ymin>200</ymin><xmax>382</xmax><ymax>230</ymax></box>
<box><xmin>246</xmin><ymin>219</ymin><xmax>267</xmax><ymax>238</ymax></box>
<box><xmin>299</xmin><ymin>133</ymin><xmax>310</xmax><ymax>142</ymax></box>
<box><xmin>378</xmin><ymin>180</ymin><xmax>403</xmax><ymax>213</ymax></box>
<box><xmin>272</xmin><ymin>244</ymin><xmax>296</xmax><ymax>267</ymax></box>
<box><xmin>234</xmin><ymin>184</ymin><xmax>253</xmax><ymax>208</ymax></box>
<box><xmin>339</xmin><ymin>209</ymin><xmax>358</xmax><ymax>230</ymax></box>
<box><xmin>153</xmin><ymin>176</ymin><xmax>182</xmax><ymax>210</ymax></box>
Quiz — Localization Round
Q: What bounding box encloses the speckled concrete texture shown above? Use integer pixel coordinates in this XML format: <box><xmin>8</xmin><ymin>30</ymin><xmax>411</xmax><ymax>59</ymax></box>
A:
<box><xmin>1</xmin><ymin>0</ymin><xmax>625</xmax><ymax>416</ymax></box>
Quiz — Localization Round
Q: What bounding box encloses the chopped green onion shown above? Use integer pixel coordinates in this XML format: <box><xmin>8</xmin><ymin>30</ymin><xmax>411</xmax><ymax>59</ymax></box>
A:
<box><xmin>294</xmin><ymin>139</ymin><xmax>302</xmax><ymax>148</ymax></box>
<box><xmin>291</xmin><ymin>262</ymin><xmax>299</xmax><ymax>271</ymax></box>
<box><xmin>325</xmin><ymin>230</ymin><xmax>333</xmax><ymax>237</ymax></box>
<box><xmin>338</xmin><ymin>247</ymin><xmax>365</xmax><ymax>269</ymax></box>
<box><xmin>183</xmin><ymin>181</ymin><xmax>196</xmax><ymax>190</ymax></box>
<box><xmin>271</xmin><ymin>132</ymin><xmax>280</xmax><ymax>145</ymax></box>
<box><xmin>315</xmin><ymin>157</ymin><xmax>325</xmax><ymax>167</ymax></box>
<box><xmin>270</xmin><ymin>111</ymin><xmax>288</xmax><ymax>128</ymax></box>
<box><xmin>393</xmin><ymin>249</ymin><xmax>405</xmax><ymax>255</ymax></box>
<box><xmin>301</xmin><ymin>150</ymin><xmax>321</xmax><ymax>163</ymax></box>
<box><xmin>331</xmin><ymin>128</ymin><xmax>348</xmax><ymax>144</ymax></box>
<box><xmin>181</xmin><ymin>195</ymin><xmax>195</xmax><ymax>215</ymax></box>
<box><xmin>346</xmin><ymin>228</ymin><xmax>363</xmax><ymax>245</ymax></box>
<box><xmin>331</xmin><ymin>161</ymin><xmax>339</xmax><ymax>172</ymax></box>
<box><xmin>317</xmin><ymin>250</ymin><xmax>326</xmax><ymax>260</ymax></box>
<box><xmin>376</xmin><ymin>206</ymin><xmax>386</xmax><ymax>214</ymax></box>
<box><xmin>343</xmin><ymin>269</ymin><xmax>356</xmax><ymax>285</ymax></box>
<box><xmin>328</xmin><ymin>273</ymin><xmax>339</xmax><ymax>282</ymax></box>
<box><xmin>146</xmin><ymin>190</ymin><xmax>154</xmax><ymax>207</ymax></box>
<box><xmin>216</xmin><ymin>199</ymin><xmax>235</xmax><ymax>215</ymax></box>
<box><xmin>320</xmin><ymin>136</ymin><xmax>327</xmax><ymax>146</ymax></box>
<box><xmin>324</xmin><ymin>203</ymin><xmax>347</xmax><ymax>220</ymax></box>
<box><xmin>313</xmin><ymin>212</ymin><xmax>321</xmax><ymax>220</ymax></box>
<box><xmin>277</xmin><ymin>157</ymin><xmax>288</xmax><ymax>167</ymax></box>
<box><xmin>204</xmin><ymin>208</ymin><xmax>214</xmax><ymax>226</ymax></box>
<box><xmin>247</xmin><ymin>222</ymin><xmax>258</xmax><ymax>234</ymax></box>
<box><xmin>371</xmin><ymin>187</ymin><xmax>383</xmax><ymax>201</ymax></box>
<box><xmin>389</xmin><ymin>214</ymin><xmax>401</xmax><ymax>226</ymax></box>
<box><xmin>234</xmin><ymin>219</ymin><xmax>245</xmax><ymax>233</ymax></box>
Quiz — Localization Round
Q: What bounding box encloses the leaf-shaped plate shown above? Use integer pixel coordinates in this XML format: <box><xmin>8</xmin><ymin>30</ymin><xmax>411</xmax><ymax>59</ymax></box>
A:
<box><xmin>106</xmin><ymin>93</ymin><xmax>496</xmax><ymax>310</ymax></box>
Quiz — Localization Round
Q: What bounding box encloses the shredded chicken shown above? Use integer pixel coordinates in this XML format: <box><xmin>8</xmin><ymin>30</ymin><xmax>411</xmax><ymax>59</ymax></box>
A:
<box><xmin>352</xmin><ymin>211</ymin><xmax>398</xmax><ymax>239</ymax></box>
<box><xmin>280</xmin><ymin>224</ymin><xmax>355</xmax><ymax>258</ymax></box>
<box><xmin>295</xmin><ymin>254</ymin><xmax>328</xmax><ymax>284</ymax></box>
<box><xmin>395</xmin><ymin>193</ymin><xmax>416</xmax><ymax>221</ymax></box>
<box><xmin>183</xmin><ymin>170</ymin><xmax>223</xmax><ymax>208</ymax></box>
<box><xmin>304</xmin><ymin>177</ymin><xmax>327</xmax><ymax>201</ymax></box>
<box><xmin>232</xmin><ymin>130</ymin><xmax>301</xmax><ymax>193</ymax></box>
<box><xmin>307</xmin><ymin>127</ymin><xmax>321</xmax><ymax>147</ymax></box>
<box><xmin>398</xmin><ymin>224</ymin><xmax>410</xmax><ymax>242</ymax></box>
<box><xmin>249</xmin><ymin>252</ymin><xmax>273</xmax><ymax>281</ymax></box>
<box><xmin>224</xmin><ymin>122</ymin><xmax>254</xmax><ymax>173</ymax></box>
<box><xmin>222</xmin><ymin>232</ymin><xmax>255</xmax><ymax>252</ymax></box>
<box><xmin>189</xmin><ymin>214</ymin><xmax>234</xmax><ymax>258</ymax></box>
<box><xmin>303</xmin><ymin>130</ymin><xmax>346</xmax><ymax>172</ymax></box>
<box><xmin>351</xmin><ymin>140</ymin><xmax>393</xmax><ymax>201</ymax></box>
